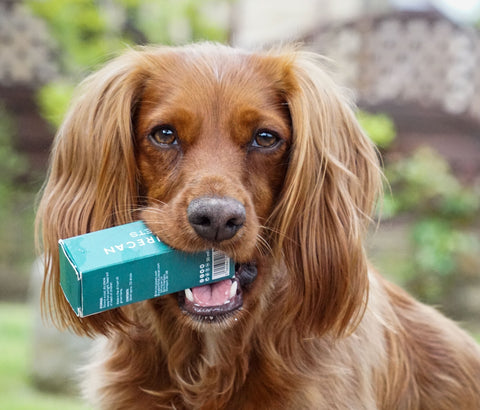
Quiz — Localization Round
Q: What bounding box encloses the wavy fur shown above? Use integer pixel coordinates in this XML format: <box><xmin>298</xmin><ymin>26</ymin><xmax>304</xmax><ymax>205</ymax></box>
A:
<box><xmin>36</xmin><ymin>43</ymin><xmax>480</xmax><ymax>409</ymax></box>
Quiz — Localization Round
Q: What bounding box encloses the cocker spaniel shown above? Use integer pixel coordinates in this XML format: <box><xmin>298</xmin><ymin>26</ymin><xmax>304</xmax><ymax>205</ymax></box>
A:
<box><xmin>36</xmin><ymin>43</ymin><xmax>480</xmax><ymax>409</ymax></box>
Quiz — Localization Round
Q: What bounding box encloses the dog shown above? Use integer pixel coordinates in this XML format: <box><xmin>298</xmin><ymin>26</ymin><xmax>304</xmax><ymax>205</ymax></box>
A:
<box><xmin>36</xmin><ymin>43</ymin><xmax>480</xmax><ymax>409</ymax></box>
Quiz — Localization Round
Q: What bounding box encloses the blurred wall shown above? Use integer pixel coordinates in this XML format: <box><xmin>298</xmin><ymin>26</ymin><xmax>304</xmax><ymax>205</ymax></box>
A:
<box><xmin>231</xmin><ymin>0</ymin><xmax>391</xmax><ymax>47</ymax></box>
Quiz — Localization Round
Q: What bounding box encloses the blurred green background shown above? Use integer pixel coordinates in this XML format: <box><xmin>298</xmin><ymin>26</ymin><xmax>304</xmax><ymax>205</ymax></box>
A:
<box><xmin>0</xmin><ymin>0</ymin><xmax>479</xmax><ymax>408</ymax></box>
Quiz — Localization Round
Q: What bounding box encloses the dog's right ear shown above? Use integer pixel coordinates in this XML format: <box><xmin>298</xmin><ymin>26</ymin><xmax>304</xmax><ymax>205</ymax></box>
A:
<box><xmin>267</xmin><ymin>49</ymin><xmax>382</xmax><ymax>338</ymax></box>
<box><xmin>36</xmin><ymin>48</ymin><xmax>163</xmax><ymax>336</ymax></box>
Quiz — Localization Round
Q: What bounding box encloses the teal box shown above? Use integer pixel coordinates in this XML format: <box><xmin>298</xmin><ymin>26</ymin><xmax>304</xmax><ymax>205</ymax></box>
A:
<box><xmin>58</xmin><ymin>221</ymin><xmax>235</xmax><ymax>317</ymax></box>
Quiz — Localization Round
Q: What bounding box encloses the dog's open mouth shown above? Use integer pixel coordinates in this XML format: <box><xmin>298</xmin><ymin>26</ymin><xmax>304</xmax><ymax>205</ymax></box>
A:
<box><xmin>178</xmin><ymin>262</ymin><xmax>257</xmax><ymax>322</ymax></box>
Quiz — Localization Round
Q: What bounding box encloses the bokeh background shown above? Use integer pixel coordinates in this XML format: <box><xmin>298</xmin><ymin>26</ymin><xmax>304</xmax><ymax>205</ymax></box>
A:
<box><xmin>0</xmin><ymin>0</ymin><xmax>479</xmax><ymax>408</ymax></box>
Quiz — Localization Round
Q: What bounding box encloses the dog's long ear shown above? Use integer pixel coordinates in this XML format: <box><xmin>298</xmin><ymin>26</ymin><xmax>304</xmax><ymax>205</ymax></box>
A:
<box><xmin>36</xmin><ymin>49</ymin><xmax>154</xmax><ymax>336</ymax></box>
<box><xmin>271</xmin><ymin>51</ymin><xmax>382</xmax><ymax>337</ymax></box>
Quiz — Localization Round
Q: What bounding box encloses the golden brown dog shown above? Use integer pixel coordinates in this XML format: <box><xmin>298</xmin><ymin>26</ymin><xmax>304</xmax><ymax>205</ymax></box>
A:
<box><xmin>37</xmin><ymin>43</ymin><xmax>480</xmax><ymax>409</ymax></box>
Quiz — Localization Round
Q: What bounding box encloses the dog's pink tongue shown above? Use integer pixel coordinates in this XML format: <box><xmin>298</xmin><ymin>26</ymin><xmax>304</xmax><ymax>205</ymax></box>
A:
<box><xmin>191</xmin><ymin>279</ymin><xmax>232</xmax><ymax>307</ymax></box>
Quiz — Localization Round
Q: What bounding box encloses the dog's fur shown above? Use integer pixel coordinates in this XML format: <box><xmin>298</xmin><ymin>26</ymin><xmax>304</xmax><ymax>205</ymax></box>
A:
<box><xmin>37</xmin><ymin>43</ymin><xmax>480</xmax><ymax>409</ymax></box>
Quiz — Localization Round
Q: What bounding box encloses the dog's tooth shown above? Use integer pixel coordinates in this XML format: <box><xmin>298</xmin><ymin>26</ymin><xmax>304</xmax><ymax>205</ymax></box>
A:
<box><xmin>209</xmin><ymin>316</ymin><xmax>214</xmax><ymax>320</ymax></box>
<box><xmin>229</xmin><ymin>281</ymin><xmax>237</xmax><ymax>299</ymax></box>
<box><xmin>185</xmin><ymin>288</ymin><xmax>194</xmax><ymax>302</ymax></box>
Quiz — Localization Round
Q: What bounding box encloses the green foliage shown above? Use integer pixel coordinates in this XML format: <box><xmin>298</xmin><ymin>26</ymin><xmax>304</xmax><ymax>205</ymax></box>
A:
<box><xmin>360</xmin><ymin>111</ymin><xmax>479</xmax><ymax>308</ymax></box>
<box><xmin>127</xmin><ymin>0</ymin><xmax>229</xmax><ymax>44</ymax></box>
<box><xmin>381</xmin><ymin>146</ymin><xmax>480</xmax><ymax>303</ymax></box>
<box><xmin>357</xmin><ymin>110</ymin><xmax>396</xmax><ymax>149</ymax></box>
<box><xmin>36</xmin><ymin>82</ymin><xmax>75</xmax><ymax>128</ymax></box>
<box><xmin>384</xmin><ymin>147</ymin><xmax>479</xmax><ymax>217</ymax></box>
<box><xmin>27</xmin><ymin>0</ymin><xmax>131</xmax><ymax>74</ymax></box>
<box><xmin>412</xmin><ymin>219</ymin><xmax>478</xmax><ymax>275</ymax></box>
<box><xmin>27</xmin><ymin>0</ymin><xmax>230</xmax><ymax>127</ymax></box>
<box><xmin>0</xmin><ymin>106</ymin><xmax>27</xmax><ymax>198</ymax></box>
<box><xmin>0</xmin><ymin>107</ymin><xmax>37</xmax><ymax>298</ymax></box>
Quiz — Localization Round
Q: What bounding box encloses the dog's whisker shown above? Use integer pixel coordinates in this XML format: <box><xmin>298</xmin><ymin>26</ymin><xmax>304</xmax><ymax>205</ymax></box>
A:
<box><xmin>102</xmin><ymin>206</ymin><xmax>140</xmax><ymax>225</ymax></box>
<box><xmin>255</xmin><ymin>233</ymin><xmax>273</xmax><ymax>257</ymax></box>
<box><xmin>136</xmin><ymin>196</ymin><xmax>168</xmax><ymax>207</ymax></box>
<box><xmin>101</xmin><ymin>196</ymin><xmax>171</xmax><ymax>225</ymax></box>
<box><xmin>259</xmin><ymin>224</ymin><xmax>298</xmax><ymax>249</ymax></box>
<box><xmin>142</xmin><ymin>207</ymin><xmax>168</xmax><ymax>218</ymax></box>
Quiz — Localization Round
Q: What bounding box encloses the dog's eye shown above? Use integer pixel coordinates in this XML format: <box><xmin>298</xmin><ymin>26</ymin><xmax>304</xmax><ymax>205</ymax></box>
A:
<box><xmin>148</xmin><ymin>126</ymin><xmax>178</xmax><ymax>146</ymax></box>
<box><xmin>251</xmin><ymin>130</ymin><xmax>280</xmax><ymax>149</ymax></box>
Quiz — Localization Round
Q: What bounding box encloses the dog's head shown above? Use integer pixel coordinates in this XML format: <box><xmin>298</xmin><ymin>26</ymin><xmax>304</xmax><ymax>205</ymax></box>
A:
<box><xmin>37</xmin><ymin>43</ymin><xmax>381</xmax><ymax>337</ymax></box>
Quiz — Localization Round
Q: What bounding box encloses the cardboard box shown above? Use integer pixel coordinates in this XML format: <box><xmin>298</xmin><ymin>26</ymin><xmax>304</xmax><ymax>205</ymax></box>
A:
<box><xmin>59</xmin><ymin>221</ymin><xmax>235</xmax><ymax>317</ymax></box>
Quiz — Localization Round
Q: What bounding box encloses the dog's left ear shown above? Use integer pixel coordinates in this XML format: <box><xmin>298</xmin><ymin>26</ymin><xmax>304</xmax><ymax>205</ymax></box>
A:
<box><xmin>35</xmin><ymin>48</ymin><xmax>159</xmax><ymax>336</ymax></box>
<box><xmin>270</xmin><ymin>50</ymin><xmax>382</xmax><ymax>337</ymax></box>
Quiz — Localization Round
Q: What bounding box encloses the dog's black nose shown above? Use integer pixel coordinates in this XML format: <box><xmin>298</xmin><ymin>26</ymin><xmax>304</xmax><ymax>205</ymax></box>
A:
<box><xmin>187</xmin><ymin>196</ymin><xmax>246</xmax><ymax>242</ymax></box>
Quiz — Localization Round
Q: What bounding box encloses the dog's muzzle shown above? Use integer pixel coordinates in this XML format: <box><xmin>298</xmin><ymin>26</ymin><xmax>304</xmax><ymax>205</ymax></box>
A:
<box><xmin>178</xmin><ymin>196</ymin><xmax>256</xmax><ymax>323</ymax></box>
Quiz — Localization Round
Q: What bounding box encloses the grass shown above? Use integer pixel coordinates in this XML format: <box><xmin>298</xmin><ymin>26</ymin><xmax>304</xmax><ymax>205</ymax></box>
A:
<box><xmin>0</xmin><ymin>302</ymin><xmax>91</xmax><ymax>410</ymax></box>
